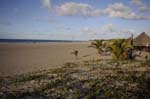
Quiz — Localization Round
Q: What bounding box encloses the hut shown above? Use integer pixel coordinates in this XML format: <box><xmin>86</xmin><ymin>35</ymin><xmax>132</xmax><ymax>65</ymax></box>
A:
<box><xmin>133</xmin><ymin>32</ymin><xmax>150</xmax><ymax>52</ymax></box>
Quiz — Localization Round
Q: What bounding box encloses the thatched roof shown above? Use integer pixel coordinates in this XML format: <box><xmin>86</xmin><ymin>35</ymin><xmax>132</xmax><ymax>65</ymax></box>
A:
<box><xmin>134</xmin><ymin>32</ymin><xmax>150</xmax><ymax>46</ymax></box>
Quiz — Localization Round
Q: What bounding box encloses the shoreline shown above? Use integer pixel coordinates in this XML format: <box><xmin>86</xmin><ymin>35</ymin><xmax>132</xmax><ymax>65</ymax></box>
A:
<box><xmin>0</xmin><ymin>39</ymin><xmax>86</xmax><ymax>44</ymax></box>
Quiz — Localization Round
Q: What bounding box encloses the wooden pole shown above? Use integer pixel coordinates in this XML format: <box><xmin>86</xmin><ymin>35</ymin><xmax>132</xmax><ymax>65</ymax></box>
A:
<box><xmin>131</xmin><ymin>34</ymin><xmax>134</xmax><ymax>60</ymax></box>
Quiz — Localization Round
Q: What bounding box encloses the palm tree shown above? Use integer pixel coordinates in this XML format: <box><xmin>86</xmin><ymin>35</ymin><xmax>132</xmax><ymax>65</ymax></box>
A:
<box><xmin>90</xmin><ymin>40</ymin><xmax>104</xmax><ymax>55</ymax></box>
<box><xmin>107</xmin><ymin>39</ymin><xmax>132</xmax><ymax>60</ymax></box>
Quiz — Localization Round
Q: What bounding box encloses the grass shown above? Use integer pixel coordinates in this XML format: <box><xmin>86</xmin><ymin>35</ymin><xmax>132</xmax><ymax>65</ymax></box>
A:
<box><xmin>14</xmin><ymin>74</ymin><xmax>47</xmax><ymax>83</ymax></box>
<box><xmin>0</xmin><ymin>59</ymin><xmax>150</xmax><ymax>99</ymax></box>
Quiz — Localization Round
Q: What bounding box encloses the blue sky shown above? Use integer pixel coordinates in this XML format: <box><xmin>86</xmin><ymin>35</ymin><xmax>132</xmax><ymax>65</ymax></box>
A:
<box><xmin>0</xmin><ymin>0</ymin><xmax>150</xmax><ymax>40</ymax></box>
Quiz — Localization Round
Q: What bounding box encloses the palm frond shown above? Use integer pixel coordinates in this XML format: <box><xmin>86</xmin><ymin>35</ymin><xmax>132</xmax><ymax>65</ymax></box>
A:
<box><xmin>90</xmin><ymin>40</ymin><xmax>104</xmax><ymax>54</ymax></box>
<box><xmin>106</xmin><ymin>39</ymin><xmax>132</xmax><ymax>60</ymax></box>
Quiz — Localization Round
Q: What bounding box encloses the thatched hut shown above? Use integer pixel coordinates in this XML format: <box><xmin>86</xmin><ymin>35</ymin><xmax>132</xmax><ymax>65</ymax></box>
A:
<box><xmin>133</xmin><ymin>32</ymin><xmax>150</xmax><ymax>51</ymax></box>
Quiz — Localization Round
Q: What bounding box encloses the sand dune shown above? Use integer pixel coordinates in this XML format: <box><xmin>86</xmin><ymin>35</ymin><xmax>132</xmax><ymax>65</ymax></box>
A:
<box><xmin>0</xmin><ymin>42</ymin><xmax>105</xmax><ymax>76</ymax></box>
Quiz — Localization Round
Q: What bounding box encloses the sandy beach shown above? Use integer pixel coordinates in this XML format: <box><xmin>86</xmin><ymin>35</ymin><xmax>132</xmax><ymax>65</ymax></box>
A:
<box><xmin>0</xmin><ymin>42</ymin><xmax>105</xmax><ymax>76</ymax></box>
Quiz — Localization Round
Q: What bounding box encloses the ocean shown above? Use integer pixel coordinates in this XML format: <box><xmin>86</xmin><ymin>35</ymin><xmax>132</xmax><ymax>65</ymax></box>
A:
<box><xmin>0</xmin><ymin>39</ymin><xmax>82</xmax><ymax>43</ymax></box>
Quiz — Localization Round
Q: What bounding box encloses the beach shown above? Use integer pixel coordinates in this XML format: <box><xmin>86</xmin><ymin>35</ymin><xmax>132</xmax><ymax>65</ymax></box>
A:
<box><xmin>0</xmin><ymin>42</ymin><xmax>104</xmax><ymax>76</ymax></box>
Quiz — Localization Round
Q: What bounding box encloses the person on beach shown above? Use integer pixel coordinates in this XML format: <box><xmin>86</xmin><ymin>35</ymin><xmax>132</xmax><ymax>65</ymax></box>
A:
<box><xmin>71</xmin><ymin>50</ymin><xmax>79</xmax><ymax>59</ymax></box>
<box><xmin>145</xmin><ymin>55</ymin><xmax>148</xmax><ymax>60</ymax></box>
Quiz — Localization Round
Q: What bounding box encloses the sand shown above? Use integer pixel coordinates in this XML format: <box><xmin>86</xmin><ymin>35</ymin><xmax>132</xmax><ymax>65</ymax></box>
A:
<box><xmin>0</xmin><ymin>42</ymin><xmax>106</xmax><ymax>77</ymax></box>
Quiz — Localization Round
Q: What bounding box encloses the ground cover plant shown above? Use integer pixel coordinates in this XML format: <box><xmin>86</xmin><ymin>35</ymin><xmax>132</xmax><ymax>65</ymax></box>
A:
<box><xmin>0</xmin><ymin>59</ymin><xmax>150</xmax><ymax>99</ymax></box>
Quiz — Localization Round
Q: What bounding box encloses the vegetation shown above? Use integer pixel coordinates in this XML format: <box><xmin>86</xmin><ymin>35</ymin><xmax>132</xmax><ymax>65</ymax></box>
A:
<box><xmin>90</xmin><ymin>39</ymin><xmax>133</xmax><ymax>60</ymax></box>
<box><xmin>90</xmin><ymin>40</ymin><xmax>104</xmax><ymax>55</ymax></box>
<box><xmin>107</xmin><ymin>39</ymin><xmax>132</xmax><ymax>60</ymax></box>
<box><xmin>0</xmin><ymin>60</ymin><xmax>150</xmax><ymax>99</ymax></box>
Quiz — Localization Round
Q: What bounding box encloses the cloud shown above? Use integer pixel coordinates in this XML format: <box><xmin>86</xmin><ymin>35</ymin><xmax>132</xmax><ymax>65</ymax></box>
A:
<box><xmin>56</xmin><ymin>2</ymin><xmax>92</xmax><ymax>16</ymax></box>
<box><xmin>131</xmin><ymin>0</ymin><xmax>144</xmax><ymax>6</ymax></box>
<box><xmin>81</xmin><ymin>27</ymin><xmax>98</xmax><ymax>36</ymax></box>
<box><xmin>98</xmin><ymin>24</ymin><xmax>136</xmax><ymax>39</ymax></box>
<box><xmin>92</xmin><ymin>3</ymin><xmax>150</xmax><ymax>19</ymax></box>
<box><xmin>100</xmin><ymin>24</ymin><xmax>135</xmax><ymax>35</ymax></box>
<box><xmin>102</xmin><ymin>3</ymin><xmax>137</xmax><ymax>19</ymax></box>
<box><xmin>139</xmin><ymin>6</ymin><xmax>147</xmax><ymax>12</ymax></box>
<box><xmin>130</xmin><ymin>0</ymin><xmax>148</xmax><ymax>12</ymax></box>
<box><xmin>41</xmin><ymin>0</ymin><xmax>51</xmax><ymax>10</ymax></box>
<box><xmin>100</xmin><ymin>24</ymin><xmax>117</xmax><ymax>33</ymax></box>
<box><xmin>79</xmin><ymin>24</ymin><xmax>136</xmax><ymax>40</ymax></box>
<box><xmin>56</xmin><ymin>2</ymin><xmax>150</xmax><ymax>20</ymax></box>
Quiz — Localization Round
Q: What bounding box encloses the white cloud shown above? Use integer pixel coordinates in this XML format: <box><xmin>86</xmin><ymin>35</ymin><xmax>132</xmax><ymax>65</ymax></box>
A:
<box><xmin>80</xmin><ymin>27</ymin><xmax>98</xmax><ymax>38</ymax></box>
<box><xmin>139</xmin><ymin>6</ymin><xmax>147</xmax><ymax>12</ymax></box>
<box><xmin>56</xmin><ymin>2</ymin><xmax>92</xmax><ymax>16</ymax></box>
<box><xmin>92</xmin><ymin>3</ymin><xmax>149</xmax><ymax>19</ymax></box>
<box><xmin>56</xmin><ymin>2</ymin><xmax>150</xmax><ymax>20</ymax></box>
<box><xmin>41</xmin><ymin>0</ymin><xmax>51</xmax><ymax>10</ymax></box>
<box><xmin>82</xmin><ymin>27</ymin><xmax>96</xmax><ymax>33</ymax></box>
<box><xmin>100</xmin><ymin>24</ymin><xmax>135</xmax><ymax>34</ymax></box>
<box><xmin>99</xmin><ymin>24</ymin><xmax>136</xmax><ymax>39</ymax></box>
<box><xmin>131</xmin><ymin>0</ymin><xmax>148</xmax><ymax>12</ymax></box>
<box><xmin>79</xmin><ymin>24</ymin><xmax>137</xmax><ymax>40</ymax></box>
<box><xmin>131</xmin><ymin>0</ymin><xmax>144</xmax><ymax>6</ymax></box>
<box><xmin>100</xmin><ymin>24</ymin><xmax>117</xmax><ymax>33</ymax></box>
<box><xmin>103</xmin><ymin>3</ymin><xmax>136</xmax><ymax>19</ymax></box>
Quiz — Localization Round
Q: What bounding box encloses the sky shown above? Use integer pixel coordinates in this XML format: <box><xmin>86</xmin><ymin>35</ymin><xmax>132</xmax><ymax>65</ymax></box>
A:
<box><xmin>0</xmin><ymin>0</ymin><xmax>150</xmax><ymax>40</ymax></box>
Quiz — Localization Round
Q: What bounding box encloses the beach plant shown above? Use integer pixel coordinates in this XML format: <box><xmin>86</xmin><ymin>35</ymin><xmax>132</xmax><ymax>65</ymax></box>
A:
<box><xmin>90</xmin><ymin>40</ymin><xmax>104</xmax><ymax>55</ymax></box>
<box><xmin>1</xmin><ymin>60</ymin><xmax>150</xmax><ymax>99</ymax></box>
<box><xmin>107</xmin><ymin>39</ymin><xmax>132</xmax><ymax>60</ymax></box>
<box><xmin>14</xmin><ymin>74</ymin><xmax>47</xmax><ymax>83</ymax></box>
